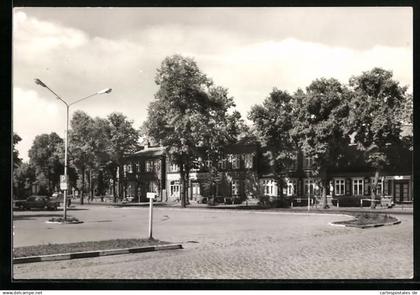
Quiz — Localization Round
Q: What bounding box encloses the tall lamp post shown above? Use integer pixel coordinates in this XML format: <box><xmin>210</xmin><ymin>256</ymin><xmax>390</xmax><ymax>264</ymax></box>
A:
<box><xmin>34</xmin><ymin>78</ymin><xmax>112</xmax><ymax>221</ymax></box>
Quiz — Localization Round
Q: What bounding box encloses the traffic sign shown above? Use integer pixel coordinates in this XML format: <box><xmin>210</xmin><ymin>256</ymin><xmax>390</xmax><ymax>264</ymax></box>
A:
<box><xmin>60</xmin><ymin>175</ymin><xmax>68</xmax><ymax>190</ymax></box>
<box><xmin>147</xmin><ymin>192</ymin><xmax>156</xmax><ymax>199</ymax></box>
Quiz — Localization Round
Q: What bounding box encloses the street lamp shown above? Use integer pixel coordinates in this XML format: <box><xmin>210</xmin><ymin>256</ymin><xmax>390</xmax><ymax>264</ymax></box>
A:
<box><xmin>34</xmin><ymin>78</ymin><xmax>112</xmax><ymax>221</ymax></box>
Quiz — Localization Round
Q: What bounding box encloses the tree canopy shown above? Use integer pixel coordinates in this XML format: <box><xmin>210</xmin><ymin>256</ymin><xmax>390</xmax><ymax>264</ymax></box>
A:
<box><xmin>144</xmin><ymin>55</ymin><xmax>243</xmax><ymax>206</ymax></box>
<box><xmin>13</xmin><ymin>133</ymin><xmax>23</xmax><ymax>168</ymax></box>
<box><xmin>28</xmin><ymin>132</ymin><xmax>65</xmax><ymax>194</ymax></box>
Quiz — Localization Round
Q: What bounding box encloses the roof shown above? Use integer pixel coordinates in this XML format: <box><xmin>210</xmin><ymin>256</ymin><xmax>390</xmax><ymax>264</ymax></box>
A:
<box><xmin>128</xmin><ymin>146</ymin><xmax>165</xmax><ymax>159</ymax></box>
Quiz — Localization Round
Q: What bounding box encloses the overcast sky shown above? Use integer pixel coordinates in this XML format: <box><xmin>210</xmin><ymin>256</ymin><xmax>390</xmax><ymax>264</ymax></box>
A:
<box><xmin>13</xmin><ymin>7</ymin><xmax>412</xmax><ymax>162</ymax></box>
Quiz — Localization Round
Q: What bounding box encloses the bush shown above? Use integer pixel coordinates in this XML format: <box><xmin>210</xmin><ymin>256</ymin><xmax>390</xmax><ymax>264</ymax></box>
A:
<box><xmin>290</xmin><ymin>196</ymin><xmax>317</xmax><ymax>207</ymax></box>
<box><xmin>332</xmin><ymin>196</ymin><xmax>378</xmax><ymax>207</ymax></box>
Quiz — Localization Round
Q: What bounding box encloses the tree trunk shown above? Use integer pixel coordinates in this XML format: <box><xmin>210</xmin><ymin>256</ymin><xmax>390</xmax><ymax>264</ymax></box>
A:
<box><xmin>118</xmin><ymin>164</ymin><xmax>123</xmax><ymax>202</ymax></box>
<box><xmin>81</xmin><ymin>167</ymin><xmax>85</xmax><ymax>205</ymax></box>
<box><xmin>112</xmin><ymin>173</ymin><xmax>117</xmax><ymax>203</ymax></box>
<box><xmin>371</xmin><ymin>171</ymin><xmax>379</xmax><ymax>209</ymax></box>
<box><xmin>321</xmin><ymin>179</ymin><xmax>329</xmax><ymax>209</ymax></box>
<box><xmin>89</xmin><ymin>169</ymin><xmax>94</xmax><ymax>201</ymax></box>
<box><xmin>180</xmin><ymin>164</ymin><xmax>186</xmax><ymax>208</ymax></box>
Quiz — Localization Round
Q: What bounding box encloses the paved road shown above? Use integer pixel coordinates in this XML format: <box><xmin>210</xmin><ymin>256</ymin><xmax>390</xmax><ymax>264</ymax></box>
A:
<box><xmin>13</xmin><ymin>206</ymin><xmax>413</xmax><ymax>279</ymax></box>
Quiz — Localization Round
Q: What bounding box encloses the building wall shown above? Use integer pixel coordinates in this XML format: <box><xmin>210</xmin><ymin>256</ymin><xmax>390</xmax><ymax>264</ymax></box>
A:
<box><xmin>123</xmin><ymin>144</ymin><xmax>412</xmax><ymax>204</ymax></box>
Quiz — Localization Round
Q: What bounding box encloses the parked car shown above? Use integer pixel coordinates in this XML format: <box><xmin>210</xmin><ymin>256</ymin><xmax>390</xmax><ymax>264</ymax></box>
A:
<box><xmin>52</xmin><ymin>192</ymin><xmax>71</xmax><ymax>207</ymax></box>
<box><xmin>380</xmin><ymin>196</ymin><xmax>394</xmax><ymax>208</ymax></box>
<box><xmin>196</xmin><ymin>196</ymin><xmax>208</xmax><ymax>204</ymax></box>
<box><xmin>22</xmin><ymin>195</ymin><xmax>59</xmax><ymax>211</ymax></box>
<box><xmin>13</xmin><ymin>199</ymin><xmax>27</xmax><ymax>210</ymax></box>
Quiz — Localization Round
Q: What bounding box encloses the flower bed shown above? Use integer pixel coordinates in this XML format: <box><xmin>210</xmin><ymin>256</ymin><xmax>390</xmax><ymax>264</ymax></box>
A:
<box><xmin>332</xmin><ymin>213</ymin><xmax>399</xmax><ymax>228</ymax></box>
<box><xmin>13</xmin><ymin>238</ymin><xmax>170</xmax><ymax>258</ymax></box>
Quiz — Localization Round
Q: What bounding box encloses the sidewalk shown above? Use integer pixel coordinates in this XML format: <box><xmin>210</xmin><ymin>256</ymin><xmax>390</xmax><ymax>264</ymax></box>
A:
<box><xmin>72</xmin><ymin>197</ymin><xmax>412</xmax><ymax>215</ymax></box>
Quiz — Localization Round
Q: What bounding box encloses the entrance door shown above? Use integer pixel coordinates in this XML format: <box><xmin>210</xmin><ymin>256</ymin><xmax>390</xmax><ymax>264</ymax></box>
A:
<box><xmin>191</xmin><ymin>182</ymin><xmax>200</xmax><ymax>201</ymax></box>
<box><xmin>394</xmin><ymin>181</ymin><xmax>410</xmax><ymax>203</ymax></box>
<box><xmin>170</xmin><ymin>181</ymin><xmax>180</xmax><ymax>201</ymax></box>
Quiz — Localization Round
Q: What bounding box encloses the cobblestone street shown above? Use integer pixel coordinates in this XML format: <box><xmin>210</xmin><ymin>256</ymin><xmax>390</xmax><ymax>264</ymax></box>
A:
<box><xmin>13</xmin><ymin>206</ymin><xmax>413</xmax><ymax>279</ymax></box>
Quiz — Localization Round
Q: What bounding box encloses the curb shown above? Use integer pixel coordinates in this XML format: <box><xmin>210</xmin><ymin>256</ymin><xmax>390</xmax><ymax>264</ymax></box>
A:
<box><xmin>13</xmin><ymin>243</ymin><xmax>183</xmax><ymax>264</ymax></box>
<box><xmin>356</xmin><ymin>220</ymin><xmax>402</xmax><ymax>229</ymax></box>
<box><xmin>330</xmin><ymin>217</ymin><xmax>401</xmax><ymax>229</ymax></box>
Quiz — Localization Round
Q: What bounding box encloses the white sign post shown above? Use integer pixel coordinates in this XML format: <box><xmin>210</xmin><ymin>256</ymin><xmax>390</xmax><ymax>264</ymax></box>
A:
<box><xmin>60</xmin><ymin>175</ymin><xmax>68</xmax><ymax>190</ymax></box>
<box><xmin>147</xmin><ymin>192</ymin><xmax>156</xmax><ymax>240</ymax></box>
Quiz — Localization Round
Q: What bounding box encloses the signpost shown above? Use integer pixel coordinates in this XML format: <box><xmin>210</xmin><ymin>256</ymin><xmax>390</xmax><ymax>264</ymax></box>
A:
<box><xmin>147</xmin><ymin>192</ymin><xmax>156</xmax><ymax>240</ymax></box>
<box><xmin>60</xmin><ymin>175</ymin><xmax>68</xmax><ymax>190</ymax></box>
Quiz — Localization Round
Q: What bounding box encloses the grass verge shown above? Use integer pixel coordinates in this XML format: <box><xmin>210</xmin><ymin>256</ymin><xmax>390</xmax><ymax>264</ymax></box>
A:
<box><xmin>333</xmin><ymin>213</ymin><xmax>398</xmax><ymax>227</ymax></box>
<box><xmin>13</xmin><ymin>239</ymin><xmax>170</xmax><ymax>258</ymax></box>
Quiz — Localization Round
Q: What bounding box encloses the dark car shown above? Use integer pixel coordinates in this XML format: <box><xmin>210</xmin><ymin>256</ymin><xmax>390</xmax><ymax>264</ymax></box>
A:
<box><xmin>23</xmin><ymin>195</ymin><xmax>59</xmax><ymax>211</ymax></box>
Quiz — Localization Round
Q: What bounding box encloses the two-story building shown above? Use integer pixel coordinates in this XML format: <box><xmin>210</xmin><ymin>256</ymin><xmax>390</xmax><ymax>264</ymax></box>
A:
<box><xmin>122</xmin><ymin>139</ymin><xmax>412</xmax><ymax>206</ymax></box>
<box><xmin>123</xmin><ymin>145</ymin><xmax>166</xmax><ymax>202</ymax></box>
<box><xmin>165</xmin><ymin>141</ymin><xmax>259</xmax><ymax>204</ymax></box>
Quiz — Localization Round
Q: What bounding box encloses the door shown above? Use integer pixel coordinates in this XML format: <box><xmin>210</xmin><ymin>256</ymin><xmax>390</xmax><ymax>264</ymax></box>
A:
<box><xmin>191</xmin><ymin>182</ymin><xmax>200</xmax><ymax>201</ymax></box>
<box><xmin>394</xmin><ymin>181</ymin><xmax>410</xmax><ymax>203</ymax></box>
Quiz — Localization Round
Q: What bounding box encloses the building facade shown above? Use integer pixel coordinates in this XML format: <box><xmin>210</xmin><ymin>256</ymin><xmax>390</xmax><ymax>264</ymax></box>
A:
<box><xmin>122</xmin><ymin>142</ymin><xmax>412</xmax><ymax>205</ymax></box>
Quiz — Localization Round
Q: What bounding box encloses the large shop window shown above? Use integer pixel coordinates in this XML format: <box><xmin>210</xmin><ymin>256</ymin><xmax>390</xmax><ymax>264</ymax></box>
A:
<box><xmin>262</xmin><ymin>179</ymin><xmax>277</xmax><ymax>196</ymax></box>
<box><xmin>352</xmin><ymin>178</ymin><xmax>364</xmax><ymax>196</ymax></box>
<box><xmin>286</xmin><ymin>179</ymin><xmax>297</xmax><ymax>196</ymax></box>
<box><xmin>304</xmin><ymin>178</ymin><xmax>316</xmax><ymax>196</ymax></box>
<box><xmin>231</xmin><ymin>180</ymin><xmax>240</xmax><ymax>196</ymax></box>
<box><xmin>334</xmin><ymin>178</ymin><xmax>345</xmax><ymax>196</ymax></box>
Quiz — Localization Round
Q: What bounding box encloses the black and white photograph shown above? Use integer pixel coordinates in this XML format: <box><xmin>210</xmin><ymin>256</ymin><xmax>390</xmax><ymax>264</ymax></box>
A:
<box><xmin>11</xmin><ymin>7</ymin><xmax>413</xmax><ymax>282</ymax></box>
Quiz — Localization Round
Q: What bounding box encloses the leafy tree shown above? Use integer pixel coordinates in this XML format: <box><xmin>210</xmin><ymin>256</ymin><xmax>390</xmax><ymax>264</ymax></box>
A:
<box><xmin>248</xmin><ymin>88</ymin><xmax>297</xmax><ymax>197</ymax></box>
<box><xmin>13</xmin><ymin>162</ymin><xmax>36</xmax><ymax>199</ymax></box>
<box><xmin>145</xmin><ymin>55</ymin><xmax>241</xmax><ymax>207</ymax></box>
<box><xmin>69</xmin><ymin>111</ymin><xmax>95</xmax><ymax>204</ymax></box>
<box><xmin>348</xmin><ymin>68</ymin><xmax>408</xmax><ymax>208</ymax></box>
<box><xmin>106</xmin><ymin>112</ymin><xmax>139</xmax><ymax>202</ymax></box>
<box><xmin>13</xmin><ymin>133</ymin><xmax>23</xmax><ymax>168</ymax></box>
<box><xmin>28</xmin><ymin>132</ymin><xmax>65</xmax><ymax>194</ymax></box>
<box><xmin>291</xmin><ymin>78</ymin><xmax>351</xmax><ymax>208</ymax></box>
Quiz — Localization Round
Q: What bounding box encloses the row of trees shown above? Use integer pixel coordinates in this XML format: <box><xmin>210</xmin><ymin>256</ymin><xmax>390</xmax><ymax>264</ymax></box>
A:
<box><xmin>248</xmin><ymin>68</ymin><xmax>411</xmax><ymax>208</ymax></box>
<box><xmin>13</xmin><ymin>112</ymin><xmax>139</xmax><ymax>203</ymax></box>
<box><xmin>143</xmin><ymin>56</ymin><xmax>412</xmax><ymax>208</ymax></box>
<box><xmin>13</xmin><ymin>54</ymin><xmax>412</xmax><ymax>209</ymax></box>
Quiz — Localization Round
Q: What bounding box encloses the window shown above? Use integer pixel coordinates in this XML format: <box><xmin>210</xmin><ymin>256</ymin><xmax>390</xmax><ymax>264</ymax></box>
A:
<box><xmin>154</xmin><ymin>161</ymin><xmax>161</xmax><ymax>173</ymax></box>
<box><xmin>334</xmin><ymin>178</ymin><xmax>345</xmax><ymax>196</ymax></box>
<box><xmin>135</xmin><ymin>163</ymin><xmax>140</xmax><ymax>173</ymax></box>
<box><xmin>303</xmin><ymin>156</ymin><xmax>314</xmax><ymax>169</ymax></box>
<box><xmin>127</xmin><ymin>164</ymin><xmax>133</xmax><ymax>174</ymax></box>
<box><xmin>286</xmin><ymin>153</ymin><xmax>297</xmax><ymax>171</ymax></box>
<box><xmin>170</xmin><ymin>181</ymin><xmax>180</xmax><ymax>198</ymax></box>
<box><xmin>286</xmin><ymin>179</ymin><xmax>297</xmax><ymax>196</ymax></box>
<box><xmin>352</xmin><ymin>178</ymin><xmax>364</xmax><ymax>196</ymax></box>
<box><xmin>218</xmin><ymin>159</ymin><xmax>227</xmax><ymax>170</ymax></box>
<box><xmin>304</xmin><ymin>178</ymin><xmax>315</xmax><ymax>196</ymax></box>
<box><xmin>148</xmin><ymin>181</ymin><xmax>158</xmax><ymax>193</ymax></box>
<box><xmin>244</xmin><ymin>154</ymin><xmax>253</xmax><ymax>169</ymax></box>
<box><xmin>192</xmin><ymin>182</ymin><xmax>201</xmax><ymax>196</ymax></box>
<box><xmin>170</xmin><ymin>162</ymin><xmax>179</xmax><ymax>172</ymax></box>
<box><xmin>145</xmin><ymin>160</ymin><xmax>154</xmax><ymax>172</ymax></box>
<box><xmin>231</xmin><ymin>180</ymin><xmax>240</xmax><ymax>196</ymax></box>
<box><xmin>205</xmin><ymin>160</ymin><xmax>212</xmax><ymax>168</ymax></box>
<box><xmin>370</xmin><ymin>177</ymin><xmax>383</xmax><ymax>196</ymax></box>
<box><xmin>231</xmin><ymin>155</ymin><xmax>240</xmax><ymax>169</ymax></box>
<box><xmin>262</xmin><ymin>179</ymin><xmax>277</xmax><ymax>196</ymax></box>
